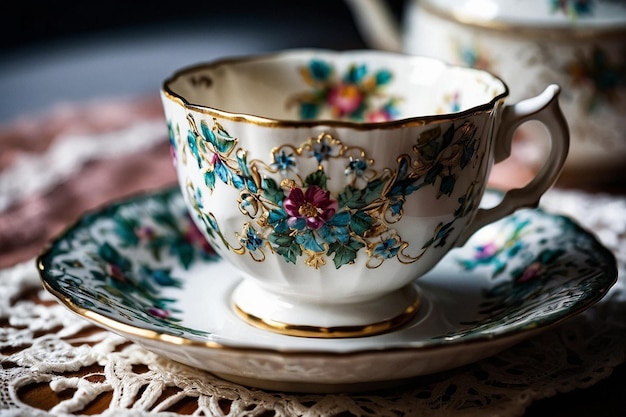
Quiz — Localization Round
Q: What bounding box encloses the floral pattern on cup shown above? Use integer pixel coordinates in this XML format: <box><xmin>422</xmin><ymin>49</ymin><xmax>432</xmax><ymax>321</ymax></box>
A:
<box><xmin>565</xmin><ymin>45</ymin><xmax>625</xmax><ymax>113</ymax></box>
<box><xmin>177</xmin><ymin>117</ymin><xmax>483</xmax><ymax>269</ymax></box>
<box><xmin>454</xmin><ymin>40</ymin><xmax>494</xmax><ymax>73</ymax></box>
<box><xmin>289</xmin><ymin>59</ymin><xmax>401</xmax><ymax>122</ymax></box>
<box><xmin>549</xmin><ymin>0</ymin><xmax>594</xmax><ymax>18</ymax></box>
<box><xmin>451</xmin><ymin>33</ymin><xmax>626</xmax><ymax>118</ymax></box>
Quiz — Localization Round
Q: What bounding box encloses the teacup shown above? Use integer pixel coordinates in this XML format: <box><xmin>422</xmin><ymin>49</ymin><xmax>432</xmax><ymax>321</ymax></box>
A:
<box><xmin>160</xmin><ymin>49</ymin><xmax>568</xmax><ymax>338</ymax></box>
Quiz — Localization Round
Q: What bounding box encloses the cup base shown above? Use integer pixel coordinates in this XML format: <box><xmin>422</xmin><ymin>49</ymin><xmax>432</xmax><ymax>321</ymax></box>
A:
<box><xmin>232</xmin><ymin>280</ymin><xmax>421</xmax><ymax>338</ymax></box>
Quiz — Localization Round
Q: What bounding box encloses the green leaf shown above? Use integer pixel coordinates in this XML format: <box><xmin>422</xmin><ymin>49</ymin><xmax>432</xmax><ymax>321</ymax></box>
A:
<box><xmin>337</xmin><ymin>186</ymin><xmax>364</xmax><ymax>209</ymax></box>
<box><xmin>361</xmin><ymin>179</ymin><xmax>386</xmax><ymax>205</ymax></box>
<box><xmin>328</xmin><ymin>239</ymin><xmax>364</xmax><ymax>268</ymax></box>
<box><xmin>214</xmin><ymin>121</ymin><xmax>233</xmax><ymax>139</ymax></box>
<box><xmin>305</xmin><ymin>170</ymin><xmax>327</xmax><ymax>189</ymax></box>
<box><xmin>262</xmin><ymin>178</ymin><xmax>285</xmax><ymax>205</ymax></box>
<box><xmin>201</xmin><ymin>120</ymin><xmax>236</xmax><ymax>154</ymax></box>
<box><xmin>300</xmin><ymin>102</ymin><xmax>320</xmax><ymax>120</ymax></box>
<box><xmin>295</xmin><ymin>230</ymin><xmax>325</xmax><ymax>252</ymax></box>
<box><xmin>236</xmin><ymin>150</ymin><xmax>252</xmax><ymax>177</ymax></box>
<box><xmin>538</xmin><ymin>248</ymin><xmax>565</xmax><ymax>264</ymax></box>
<box><xmin>113</xmin><ymin>216</ymin><xmax>140</xmax><ymax>246</ymax></box>
<box><xmin>375</xmin><ymin>69</ymin><xmax>392</xmax><ymax>85</ymax></box>
<box><xmin>418</xmin><ymin>140</ymin><xmax>440</xmax><ymax>163</ymax></box>
<box><xmin>273</xmin><ymin>242</ymin><xmax>302</xmax><ymax>264</ymax></box>
<box><xmin>346</xmin><ymin>64</ymin><xmax>367</xmax><ymax>83</ymax></box>
<box><xmin>439</xmin><ymin>175</ymin><xmax>456</xmax><ymax>197</ymax></box>
<box><xmin>268</xmin><ymin>233</ymin><xmax>294</xmax><ymax>247</ymax></box>
<box><xmin>200</xmin><ymin>120</ymin><xmax>217</xmax><ymax>143</ymax></box>
<box><xmin>441</xmin><ymin>123</ymin><xmax>455</xmax><ymax>149</ymax></box>
<box><xmin>203</xmin><ymin>170</ymin><xmax>216</xmax><ymax>190</ymax></box>
<box><xmin>309</xmin><ymin>59</ymin><xmax>333</xmax><ymax>81</ymax></box>
<box><xmin>349</xmin><ymin>238</ymin><xmax>366</xmax><ymax>251</ymax></box>
<box><xmin>424</xmin><ymin>163</ymin><xmax>443</xmax><ymax>185</ymax></box>
<box><xmin>173</xmin><ymin>242</ymin><xmax>195</xmax><ymax>269</ymax></box>
<box><xmin>339</xmin><ymin>180</ymin><xmax>384</xmax><ymax>210</ymax></box>
<box><xmin>153</xmin><ymin>211</ymin><xmax>178</xmax><ymax>231</ymax></box>
<box><xmin>350</xmin><ymin>211</ymin><xmax>373</xmax><ymax>236</ymax></box>
<box><xmin>98</xmin><ymin>242</ymin><xmax>131</xmax><ymax>271</ymax></box>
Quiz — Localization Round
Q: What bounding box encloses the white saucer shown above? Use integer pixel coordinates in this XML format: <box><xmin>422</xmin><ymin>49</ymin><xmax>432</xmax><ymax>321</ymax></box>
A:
<box><xmin>38</xmin><ymin>187</ymin><xmax>617</xmax><ymax>393</ymax></box>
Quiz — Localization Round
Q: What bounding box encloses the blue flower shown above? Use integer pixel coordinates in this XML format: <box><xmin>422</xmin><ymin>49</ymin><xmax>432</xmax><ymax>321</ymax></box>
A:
<box><xmin>192</xmin><ymin>187</ymin><xmax>204</xmax><ymax>209</ymax></box>
<box><xmin>345</xmin><ymin>158</ymin><xmax>368</xmax><ymax>177</ymax></box>
<box><xmin>142</xmin><ymin>266</ymin><xmax>182</xmax><ymax>288</ymax></box>
<box><xmin>241</xmin><ymin>224</ymin><xmax>265</xmax><ymax>251</ymax></box>
<box><xmin>308</xmin><ymin>135</ymin><xmax>342</xmax><ymax>164</ymax></box>
<box><xmin>271</xmin><ymin>150</ymin><xmax>297</xmax><ymax>173</ymax></box>
<box><xmin>371</xmin><ymin>235</ymin><xmax>402</xmax><ymax>259</ymax></box>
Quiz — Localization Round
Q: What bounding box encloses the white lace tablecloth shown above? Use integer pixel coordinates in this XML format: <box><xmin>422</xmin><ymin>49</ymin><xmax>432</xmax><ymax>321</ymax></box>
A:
<box><xmin>1</xmin><ymin>99</ymin><xmax>625</xmax><ymax>416</ymax></box>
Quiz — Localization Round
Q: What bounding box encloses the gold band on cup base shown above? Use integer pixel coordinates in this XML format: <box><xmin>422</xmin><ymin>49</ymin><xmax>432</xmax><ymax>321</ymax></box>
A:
<box><xmin>233</xmin><ymin>293</ymin><xmax>421</xmax><ymax>339</ymax></box>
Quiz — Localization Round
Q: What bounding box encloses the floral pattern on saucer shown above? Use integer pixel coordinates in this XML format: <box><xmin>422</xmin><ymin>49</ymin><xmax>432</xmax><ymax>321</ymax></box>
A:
<box><xmin>446</xmin><ymin>208</ymin><xmax>616</xmax><ymax>338</ymax></box>
<box><xmin>39</xmin><ymin>187</ymin><xmax>617</xmax><ymax>350</ymax></box>
<box><xmin>38</xmin><ymin>189</ymin><xmax>218</xmax><ymax>336</ymax></box>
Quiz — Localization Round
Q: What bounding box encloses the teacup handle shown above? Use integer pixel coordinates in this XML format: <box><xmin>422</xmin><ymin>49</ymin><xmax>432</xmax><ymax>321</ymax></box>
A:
<box><xmin>456</xmin><ymin>84</ymin><xmax>570</xmax><ymax>246</ymax></box>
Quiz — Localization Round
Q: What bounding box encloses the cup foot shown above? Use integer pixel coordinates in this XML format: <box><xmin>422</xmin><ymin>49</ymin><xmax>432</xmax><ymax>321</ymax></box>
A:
<box><xmin>232</xmin><ymin>280</ymin><xmax>421</xmax><ymax>338</ymax></box>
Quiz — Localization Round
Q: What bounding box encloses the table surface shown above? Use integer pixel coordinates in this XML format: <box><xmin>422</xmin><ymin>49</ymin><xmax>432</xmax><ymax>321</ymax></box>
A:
<box><xmin>1</xmin><ymin>3</ymin><xmax>625</xmax><ymax>416</ymax></box>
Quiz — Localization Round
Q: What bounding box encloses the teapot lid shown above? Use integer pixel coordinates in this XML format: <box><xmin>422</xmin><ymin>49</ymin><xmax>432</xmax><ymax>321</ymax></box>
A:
<box><xmin>422</xmin><ymin>0</ymin><xmax>626</xmax><ymax>32</ymax></box>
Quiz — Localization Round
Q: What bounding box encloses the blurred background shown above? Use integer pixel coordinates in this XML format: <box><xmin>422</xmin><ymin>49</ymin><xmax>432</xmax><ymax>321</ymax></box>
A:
<box><xmin>0</xmin><ymin>0</ymin><xmax>403</xmax><ymax>122</ymax></box>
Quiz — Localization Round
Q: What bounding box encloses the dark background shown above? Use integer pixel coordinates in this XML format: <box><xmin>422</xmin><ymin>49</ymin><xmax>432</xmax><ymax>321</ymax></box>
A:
<box><xmin>0</xmin><ymin>1</ymin><xmax>403</xmax><ymax>122</ymax></box>
<box><xmin>2</xmin><ymin>1</ymin><xmax>398</xmax><ymax>52</ymax></box>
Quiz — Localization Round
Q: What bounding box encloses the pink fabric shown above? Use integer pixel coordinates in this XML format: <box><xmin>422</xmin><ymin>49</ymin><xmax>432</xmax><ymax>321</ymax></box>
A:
<box><xmin>0</xmin><ymin>95</ymin><xmax>176</xmax><ymax>268</ymax></box>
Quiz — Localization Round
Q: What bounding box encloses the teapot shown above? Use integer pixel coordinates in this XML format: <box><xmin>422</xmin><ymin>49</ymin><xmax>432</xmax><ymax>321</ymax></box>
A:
<box><xmin>345</xmin><ymin>0</ymin><xmax>626</xmax><ymax>185</ymax></box>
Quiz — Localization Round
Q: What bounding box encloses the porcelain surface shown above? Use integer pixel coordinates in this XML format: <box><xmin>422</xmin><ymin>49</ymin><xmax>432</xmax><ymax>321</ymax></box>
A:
<box><xmin>161</xmin><ymin>50</ymin><xmax>569</xmax><ymax>333</ymax></box>
<box><xmin>38</xmin><ymin>187</ymin><xmax>617</xmax><ymax>392</ymax></box>
<box><xmin>421</xmin><ymin>0</ymin><xmax>626</xmax><ymax>28</ymax></box>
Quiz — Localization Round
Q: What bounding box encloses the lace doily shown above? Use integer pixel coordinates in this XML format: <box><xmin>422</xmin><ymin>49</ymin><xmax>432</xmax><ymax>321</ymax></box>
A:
<box><xmin>1</xmin><ymin>103</ymin><xmax>625</xmax><ymax>416</ymax></box>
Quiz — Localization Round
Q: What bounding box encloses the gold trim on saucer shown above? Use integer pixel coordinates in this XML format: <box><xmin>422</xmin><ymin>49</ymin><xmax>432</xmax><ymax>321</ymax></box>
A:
<box><xmin>233</xmin><ymin>294</ymin><xmax>421</xmax><ymax>339</ymax></box>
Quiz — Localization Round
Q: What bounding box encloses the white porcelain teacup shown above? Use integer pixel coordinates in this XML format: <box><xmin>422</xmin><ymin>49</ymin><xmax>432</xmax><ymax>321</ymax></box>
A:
<box><xmin>161</xmin><ymin>49</ymin><xmax>569</xmax><ymax>338</ymax></box>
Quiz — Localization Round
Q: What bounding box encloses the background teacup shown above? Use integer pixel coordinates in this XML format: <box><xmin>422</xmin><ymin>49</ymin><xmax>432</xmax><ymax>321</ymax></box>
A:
<box><xmin>160</xmin><ymin>49</ymin><xmax>568</xmax><ymax>338</ymax></box>
<box><xmin>345</xmin><ymin>0</ymin><xmax>626</xmax><ymax>185</ymax></box>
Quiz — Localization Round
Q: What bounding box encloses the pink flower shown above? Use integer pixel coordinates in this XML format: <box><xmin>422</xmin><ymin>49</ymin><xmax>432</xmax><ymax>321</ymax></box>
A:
<box><xmin>283</xmin><ymin>185</ymin><xmax>338</xmax><ymax>230</ymax></box>
<box><xmin>184</xmin><ymin>220</ymin><xmax>215</xmax><ymax>255</ymax></box>
<box><xmin>475</xmin><ymin>242</ymin><xmax>498</xmax><ymax>260</ymax></box>
<box><xmin>169</xmin><ymin>145</ymin><xmax>177</xmax><ymax>167</ymax></box>
<box><xmin>328</xmin><ymin>83</ymin><xmax>363</xmax><ymax>117</ymax></box>
<box><xmin>366</xmin><ymin>109</ymin><xmax>392</xmax><ymax>122</ymax></box>
<box><xmin>106</xmin><ymin>263</ymin><xmax>129</xmax><ymax>283</ymax></box>
<box><xmin>148</xmin><ymin>307</ymin><xmax>170</xmax><ymax>319</ymax></box>
<box><xmin>519</xmin><ymin>262</ymin><xmax>542</xmax><ymax>283</ymax></box>
<box><xmin>136</xmin><ymin>226</ymin><xmax>156</xmax><ymax>242</ymax></box>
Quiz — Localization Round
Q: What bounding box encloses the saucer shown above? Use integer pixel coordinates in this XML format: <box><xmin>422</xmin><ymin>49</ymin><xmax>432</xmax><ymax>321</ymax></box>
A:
<box><xmin>38</xmin><ymin>187</ymin><xmax>617</xmax><ymax>393</ymax></box>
